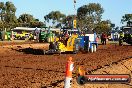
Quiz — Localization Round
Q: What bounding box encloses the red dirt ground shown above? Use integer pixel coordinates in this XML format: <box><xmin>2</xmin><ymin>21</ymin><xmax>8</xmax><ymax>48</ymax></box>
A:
<box><xmin>0</xmin><ymin>41</ymin><xmax>131</xmax><ymax>88</ymax></box>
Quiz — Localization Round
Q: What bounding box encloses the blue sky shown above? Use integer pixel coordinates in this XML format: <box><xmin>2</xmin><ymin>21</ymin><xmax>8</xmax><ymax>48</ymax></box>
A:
<box><xmin>1</xmin><ymin>0</ymin><xmax>132</xmax><ymax>27</ymax></box>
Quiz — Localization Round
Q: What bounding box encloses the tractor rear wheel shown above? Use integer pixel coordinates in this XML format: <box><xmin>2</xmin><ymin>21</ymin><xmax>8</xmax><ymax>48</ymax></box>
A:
<box><xmin>73</xmin><ymin>43</ymin><xmax>79</xmax><ymax>54</ymax></box>
<box><xmin>93</xmin><ymin>44</ymin><xmax>97</xmax><ymax>52</ymax></box>
<box><xmin>90</xmin><ymin>45</ymin><xmax>94</xmax><ymax>53</ymax></box>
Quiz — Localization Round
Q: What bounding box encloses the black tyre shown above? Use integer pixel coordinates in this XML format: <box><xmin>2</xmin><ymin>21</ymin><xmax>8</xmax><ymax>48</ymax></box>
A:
<box><xmin>73</xmin><ymin>50</ymin><xmax>77</xmax><ymax>54</ymax></box>
<box><xmin>90</xmin><ymin>45</ymin><xmax>94</xmax><ymax>53</ymax></box>
<box><xmin>43</xmin><ymin>50</ymin><xmax>46</xmax><ymax>55</ymax></box>
<box><xmin>77</xmin><ymin>76</ymin><xmax>86</xmax><ymax>85</ymax></box>
<box><xmin>93</xmin><ymin>44</ymin><xmax>97</xmax><ymax>52</ymax></box>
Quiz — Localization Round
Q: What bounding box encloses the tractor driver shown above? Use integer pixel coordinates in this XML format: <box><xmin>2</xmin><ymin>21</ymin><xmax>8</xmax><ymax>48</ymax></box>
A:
<box><xmin>101</xmin><ymin>32</ymin><xmax>107</xmax><ymax>45</ymax></box>
<box><xmin>64</xmin><ymin>31</ymin><xmax>69</xmax><ymax>46</ymax></box>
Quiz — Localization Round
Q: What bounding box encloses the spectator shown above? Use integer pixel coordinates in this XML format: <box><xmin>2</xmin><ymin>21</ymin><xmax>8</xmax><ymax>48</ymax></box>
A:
<box><xmin>101</xmin><ymin>32</ymin><xmax>107</xmax><ymax>45</ymax></box>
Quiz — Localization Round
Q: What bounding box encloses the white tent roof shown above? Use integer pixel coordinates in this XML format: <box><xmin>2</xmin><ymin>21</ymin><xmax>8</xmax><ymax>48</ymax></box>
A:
<box><xmin>12</xmin><ymin>27</ymin><xmax>41</xmax><ymax>31</ymax></box>
<box><xmin>12</xmin><ymin>27</ymin><xmax>60</xmax><ymax>32</ymax></box>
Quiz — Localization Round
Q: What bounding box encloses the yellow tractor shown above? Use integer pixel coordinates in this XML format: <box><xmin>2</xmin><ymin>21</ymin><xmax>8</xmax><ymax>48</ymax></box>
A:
<box><xmin>44</xmin><ymin>34</ymin><xmax>79</xmax><ymax>54</ymax></box>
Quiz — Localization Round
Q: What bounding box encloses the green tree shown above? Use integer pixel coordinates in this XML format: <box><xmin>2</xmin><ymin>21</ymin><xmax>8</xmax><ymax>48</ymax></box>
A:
<box><xmin>62</xmin><ymin>15</ymin><xmax>75</xmax><ymax>28</ymax></box>
<box><xmin>18</xmin><ymin>14</ymin><xmax>34</xmax><ymax>23</ymax></box>
<box><xmin>0</xmin><ymin>2</ymin><xmax>4</xmax><ymax>22</ymax></box>
<box><xmin>4</xmin><ymin>1</ymin><xmax>17</xmax><ymax>23</ymax></box>
<box><xmin>0</xmin><ymin>2</ymin><xmax>4</xmax><ymax>29</ymax></box>
<box><xmin>0</xmin><ymin>1</ymin><xmax>17</xmax><ymax>30</ymax></box>
<box><xmin>94</xmin><ymin>20</ymin><xmax>111</xmax><ymax>33</ymax></box>
<box><xmin>121</xmin><ymin>14</ymin><xmax>132</xmax><ymax>26</ymax></box>
<box><xmin>77</xmin><ymin>3</ymin><xmax>104</xmax><ymax>31</ymax></box>
<box><xmin>30</xmin><ymin>20</ymin><xmax>44</xmax><ymax>28</ymax></box>
<box><xmin>44</xmin><ymin>11</ymin><xmax>66</xmax><ymax>27</ymax></box>
<box><xmin>18</xmin><ymin>13</ymin><xmax>34</xmax><ymax>27</ymax></box>
<box><xmin>18</xmin><ymin>13</ymin><xmax>44</xmax><ymax>27</ymax></box>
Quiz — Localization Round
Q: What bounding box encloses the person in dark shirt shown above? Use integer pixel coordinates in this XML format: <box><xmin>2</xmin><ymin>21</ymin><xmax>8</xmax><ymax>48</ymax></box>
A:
<box><xmin>101</xmin><ymin>32</ymin><xmax>107</xmax><ymax>45</ymax></box>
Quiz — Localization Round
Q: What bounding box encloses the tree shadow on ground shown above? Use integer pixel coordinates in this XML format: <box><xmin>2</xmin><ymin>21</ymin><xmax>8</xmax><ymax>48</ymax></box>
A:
<box><xmin>15</xmin><ymin>47</ymin><xmax>79</xmax><ymax>55</ymax></box>
<box><xmin>15</xmin><ymin>47</ymin><xmax>45</xmax><ymax>55</ymax></box>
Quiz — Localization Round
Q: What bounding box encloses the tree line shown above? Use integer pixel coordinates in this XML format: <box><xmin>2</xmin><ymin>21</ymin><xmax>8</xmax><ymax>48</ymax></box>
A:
<box><xmin>0</xmin><ymin>1</ymin><xmax>44</xmax><ymax>31</ymax></box>
<box><xmin>44</xmin><ymin>3</ymin><xmax>112</xmax><ymax>33</ymax></box>
<box><xmin>0</xmin><ymin>1</ymin><xmax>131</xmax><ymax>33</ymax></box>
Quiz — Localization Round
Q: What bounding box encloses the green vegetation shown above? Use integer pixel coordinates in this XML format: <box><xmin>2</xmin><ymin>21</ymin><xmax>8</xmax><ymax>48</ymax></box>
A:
<box><xmin>121</xmin><ymin>14</ymin><xmax>132</xmax><ymax>26</ymax></box>
<box><xmin>18</xmin><ymin>14</ymin><xmax>44</xmax><ymax>27</ymax></box>
<box><xmin>0</xmin><ymin>1</ymin><xmax>17</xmax><ymax>30</ymax></box>
<box><xmin>77</xmin><ymin>3</ymin><xmax>104</xmax><ymax>30</ymax></box>
<box><xmin>0</xmin><ymin>1</ymin><xmax>45</xmax><ymax>31</ymax></box>
<box><xmin>44</xmin><ymin>11</ymin><xmax>66</xmax><ymax>28</ymax></box>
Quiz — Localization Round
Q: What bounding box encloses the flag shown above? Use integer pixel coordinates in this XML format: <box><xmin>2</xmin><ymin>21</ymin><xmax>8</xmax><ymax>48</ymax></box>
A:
<box><xmin>73</xmin><ymin>19</ymin><xmax>76</xmax><ymax>29</ymax></box>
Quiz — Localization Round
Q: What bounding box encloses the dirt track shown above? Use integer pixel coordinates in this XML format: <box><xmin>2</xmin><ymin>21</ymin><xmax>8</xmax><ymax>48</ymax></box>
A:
<box><xmin>0</xmin><ymin>41</ymin><xmax>132</xmax><ymax>88</ymax></box>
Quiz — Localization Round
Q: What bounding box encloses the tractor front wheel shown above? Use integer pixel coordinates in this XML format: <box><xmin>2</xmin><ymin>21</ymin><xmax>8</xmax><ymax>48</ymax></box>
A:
<box><xmin>90</xmin><ymin>45</ymin><xmax>94</xmax><ymax>53</ymax></box>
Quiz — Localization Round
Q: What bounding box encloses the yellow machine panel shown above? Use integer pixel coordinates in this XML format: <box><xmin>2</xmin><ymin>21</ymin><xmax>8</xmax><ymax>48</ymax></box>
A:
<box><xmin>57</xmin><ymin>34</ymin><xmax>78</xmax><ymax>52</ymax></box>
<box><xmin>58</xmin><ymin>42</ymin><xmax>67</xmax><ymax>52</ymax></box>
<box><xmin>66</xmin><ymin>34</ymin><xmax>78</xmax><ymax>51</ymax></box>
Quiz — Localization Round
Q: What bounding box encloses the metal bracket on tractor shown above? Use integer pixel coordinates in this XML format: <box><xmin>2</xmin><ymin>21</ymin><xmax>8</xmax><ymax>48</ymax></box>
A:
<box><xmin>43</xmin><ymin>49</ymin><xmax>61</xmax><ymax>55</ymax></box>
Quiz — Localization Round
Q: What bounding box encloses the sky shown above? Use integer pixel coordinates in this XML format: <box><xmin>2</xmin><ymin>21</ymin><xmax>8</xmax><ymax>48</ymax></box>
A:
<box><xmin>1</xmin><ymin>0</ymin><xmax>132</xmax><ymax>27</ymax></box>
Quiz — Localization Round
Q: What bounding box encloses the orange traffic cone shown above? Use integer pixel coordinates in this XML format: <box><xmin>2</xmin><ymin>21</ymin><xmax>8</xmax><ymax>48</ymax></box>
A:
<box><xmin>64</xmin><ymin>57</ymin><xmax>74</xmax><ymax>88</ymax></box>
